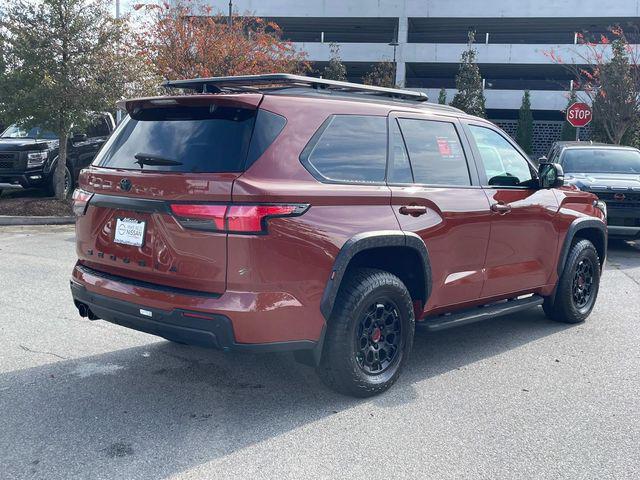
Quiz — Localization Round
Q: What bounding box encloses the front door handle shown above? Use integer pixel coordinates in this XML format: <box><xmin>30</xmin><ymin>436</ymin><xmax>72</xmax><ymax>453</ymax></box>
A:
<box><xmin>491</xmin><ymin>203</ymin><xmax>512</xmax><ymax>214</ymax></box>
<box><xmin>399</xmin><ymin>205</ymin><xmax>428</xmax><ymax>217</ymax></box>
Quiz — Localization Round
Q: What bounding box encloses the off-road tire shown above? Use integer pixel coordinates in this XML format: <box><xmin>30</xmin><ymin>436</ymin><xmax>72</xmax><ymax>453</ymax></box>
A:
<box><xmin>45</xmin><ymin>164</ymin><xmax>72</xmax><ymax>198</ymax></box>
<box><xmin>317</xmin><ymin>268</ymin><xmax>415</xmax><ymax>397</ymax></box>
<box><xmin>543</xmin><ymin>239</ymin><xmax>600</xmax><ymax>323</ymax></box>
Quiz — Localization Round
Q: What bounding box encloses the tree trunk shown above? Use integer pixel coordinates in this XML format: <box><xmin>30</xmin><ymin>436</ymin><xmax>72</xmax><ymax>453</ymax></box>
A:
<box><xmin>55</xmin><ymin>131</ymin><xmax>68</xmax><ymax>200</ymax></box>
<box><xmin>612</xmin><ymin>121</ymin><xmax>629</xmax><ymax>145</ymax></box>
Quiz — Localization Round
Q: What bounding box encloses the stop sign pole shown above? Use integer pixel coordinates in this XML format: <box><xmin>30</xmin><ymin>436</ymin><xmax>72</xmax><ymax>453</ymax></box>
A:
<box><xmin>566</xmin><ymin>102</ymin><xmax>592</xmax><ymax>141</ymax></box>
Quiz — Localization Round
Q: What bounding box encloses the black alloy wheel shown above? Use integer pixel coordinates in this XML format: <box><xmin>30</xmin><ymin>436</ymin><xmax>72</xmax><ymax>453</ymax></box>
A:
<box><xmin>543</xmin><ymin>239</ymin><xmax>601</xmax><ymax>323</ymax></box>
<box><xmin>572</xmin><ymin>258</ymin><xmax>594</xmax><ymax>309</ymax></box>
<box><xmin>355</xmin><ymin>299</ymin><xmax>402</xmax><ymax>375</ymax></box>
<box><xmin>317</xmin><ymin>268</ymin><xmax>415</xmax><ymax>397</ymax></box>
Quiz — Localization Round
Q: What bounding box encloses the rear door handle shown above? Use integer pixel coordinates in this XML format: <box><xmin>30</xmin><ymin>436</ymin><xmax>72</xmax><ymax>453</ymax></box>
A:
<box><xmin>491</xmin><ymin>203</ymin><xmax>512</xmax><ymax>214</ymax></box>
<box><xmin>399</xmin><ymin>205</ymin><xmax>428</xmax><ymax>217</ymax></box>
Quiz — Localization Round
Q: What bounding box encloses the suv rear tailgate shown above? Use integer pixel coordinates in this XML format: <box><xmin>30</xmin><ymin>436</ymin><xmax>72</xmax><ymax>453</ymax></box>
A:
<box><xmin>76</xmin><ymin>169</ymin><xmax>238</xmax><ymax>294</ymax></box>
<box><xmin>75</xmin><ymin>94</ymin><xmax>264</xmax><ymax>295</ymax></box>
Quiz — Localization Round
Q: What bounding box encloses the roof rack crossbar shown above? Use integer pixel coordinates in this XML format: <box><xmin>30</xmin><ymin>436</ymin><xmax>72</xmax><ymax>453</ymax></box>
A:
<box><xmin>163</xmin><ymin>73</ymin><xmax>429</xmax><ymax>102</ymax></box>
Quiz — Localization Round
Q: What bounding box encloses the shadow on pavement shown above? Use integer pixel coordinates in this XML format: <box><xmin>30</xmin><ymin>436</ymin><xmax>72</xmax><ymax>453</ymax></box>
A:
<box><xmin>606</xmin><ymin>239</ymin><xmax>640</xmax><ymax>271</ymax></box>
<box><xmin>0</xmin><ymin>307</ymin><xmax>571</xmax><ymax>479</ymax></box>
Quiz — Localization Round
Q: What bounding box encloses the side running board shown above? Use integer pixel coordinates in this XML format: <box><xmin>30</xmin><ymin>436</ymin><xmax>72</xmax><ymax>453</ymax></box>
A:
<box><xmin>418</xmin><ymin>295</ymin><xmax>544</xmax><ymax>332</ymax></box>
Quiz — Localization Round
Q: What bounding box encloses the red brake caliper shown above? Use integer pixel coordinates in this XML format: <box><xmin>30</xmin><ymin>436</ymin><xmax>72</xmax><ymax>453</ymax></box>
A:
<box><xmin>371</xmin><ymin>327</ymin><xmax>382</xmax><ymax>343</ymax></box>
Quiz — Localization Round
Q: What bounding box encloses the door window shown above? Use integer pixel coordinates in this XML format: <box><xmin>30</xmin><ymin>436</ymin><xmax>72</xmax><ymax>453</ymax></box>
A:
<box><xmin>397</xmin><ymin>118</ymin><xmax>471</xmax><ymax>186</ymax></box>
<box><xmin>86</xmin><ymin>117</ymin><xmax>112</xmax><ymax>138</ymax></box>
<box><xmin>468</xmin><ymin>125</ymin><xmax>534</xmax><ymax>187</ymax></box>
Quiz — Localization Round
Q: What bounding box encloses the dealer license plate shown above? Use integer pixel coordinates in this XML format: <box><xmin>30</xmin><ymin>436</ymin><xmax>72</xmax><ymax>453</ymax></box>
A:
<box><xmin>114</xmin><ymin>218</ymin><xmax>146</xmax><ymax>247</ymax></box>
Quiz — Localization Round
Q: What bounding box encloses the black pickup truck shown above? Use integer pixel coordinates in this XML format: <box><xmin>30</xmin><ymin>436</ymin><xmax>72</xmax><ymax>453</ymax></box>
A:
<box><xmin>0</xmin><ymin>113</ymin><xmax>115</xmax><ymax>197</ymax></box>
<box><xmin>548</xmin><ymin>141</ymin><xmax>640</xmax><ymax>239</ymax></box>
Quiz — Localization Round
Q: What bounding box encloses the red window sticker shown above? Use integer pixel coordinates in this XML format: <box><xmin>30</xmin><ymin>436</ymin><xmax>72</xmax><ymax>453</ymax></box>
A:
<box><xmin>437</xmin><ymin>137</ymin><xmax>452</xmax><ymax>156</ymax></box>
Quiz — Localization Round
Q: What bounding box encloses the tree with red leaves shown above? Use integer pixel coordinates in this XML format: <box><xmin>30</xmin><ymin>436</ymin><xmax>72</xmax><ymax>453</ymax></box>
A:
<box><xmin>546</xmin><ymin>27</ymin><xmax>639</xmax><ymax>145</ymax></box>
<box><xmin>134</xmin><ymin>0</ymin><xmax>309</xmax><ymax>81</ymax></box>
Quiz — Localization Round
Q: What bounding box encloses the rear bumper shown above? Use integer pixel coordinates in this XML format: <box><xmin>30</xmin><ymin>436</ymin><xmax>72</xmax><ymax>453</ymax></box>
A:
<box><xmin>70</xmin><ymin>263</ymin><xmax>324</xmax><ymax>355</ymax></box>
<box><xmin>71</xmin><ymin>280</ymin><xmax>319</xmax><ymax>354</ymax></box>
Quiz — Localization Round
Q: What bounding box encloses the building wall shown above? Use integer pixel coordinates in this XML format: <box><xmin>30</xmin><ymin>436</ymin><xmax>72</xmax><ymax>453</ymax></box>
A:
<box><xmin>211</xmin><ymin>1</ymin><xmax>640</xmax><ymax>18</ymax></box>
<box><xmin>202</xmin><ymin>0</ymin><xmax>639</xmax><ymax>145</ymax></box>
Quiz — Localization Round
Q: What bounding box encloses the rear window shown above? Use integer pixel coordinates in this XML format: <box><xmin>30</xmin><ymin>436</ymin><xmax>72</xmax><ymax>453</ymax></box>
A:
<box><xmin>300</xmin><ymin>115</ymin><xmax>387</xmax><ymax>183</ymax></box>
<box><xmin>95</xmin><ymin>106</ymin><xmax>257</xmax><ymax>172</ymax></box>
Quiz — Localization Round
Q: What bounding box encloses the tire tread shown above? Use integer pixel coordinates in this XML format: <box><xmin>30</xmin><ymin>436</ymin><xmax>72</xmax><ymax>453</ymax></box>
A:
<box><xmin>543</xmin><ymin>239</ymin><xmax>600</xmax><ymax>323</ymax></box>
<box><xmin>317</xmin><ymin>268</ymin><xmax>415</xmax><ymax>397</ymax></box>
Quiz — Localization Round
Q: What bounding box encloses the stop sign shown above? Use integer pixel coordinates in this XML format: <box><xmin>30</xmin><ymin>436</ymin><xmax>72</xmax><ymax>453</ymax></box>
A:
<box><xmin>566</xmin><ymin>102</ymin><xmax>592</xmax><ymax>127</ymax></box>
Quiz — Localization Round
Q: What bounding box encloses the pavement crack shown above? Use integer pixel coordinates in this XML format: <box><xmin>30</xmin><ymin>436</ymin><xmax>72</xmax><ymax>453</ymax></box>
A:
<box><xmin>19</xmin><ymin>344</ymin><xmax>68</xmax><ymax>360</ymax></box>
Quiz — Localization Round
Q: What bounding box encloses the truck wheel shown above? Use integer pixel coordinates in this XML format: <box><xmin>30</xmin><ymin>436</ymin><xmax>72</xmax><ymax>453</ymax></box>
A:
<box><xmin>45</xmin><ymin>165</ymin><xmax>73</xmax><ymax>198</ymax></box>
<box><xmin>543</xmin><ymin>239</ymin><xmax>601</xmax><ymax>323</ymax></box>
<box><xmin>317</xmin><ymin>268</ymin><xmax>415</xmax><ymax>397</ymax></box>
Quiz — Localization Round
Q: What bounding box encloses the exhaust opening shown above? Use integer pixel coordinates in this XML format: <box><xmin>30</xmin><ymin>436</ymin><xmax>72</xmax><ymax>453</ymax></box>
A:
<box><xmin>75</xmin><ymin>301</ymin><xmax>99</xmax><ymax>320</ymax></box>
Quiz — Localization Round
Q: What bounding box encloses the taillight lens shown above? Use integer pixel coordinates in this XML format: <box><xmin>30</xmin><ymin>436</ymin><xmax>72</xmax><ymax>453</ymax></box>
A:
<box><xmin>170</xmin><ymin>204</ymin><xmax>226</xmax><ymax>230</ymax></box>
<box><xmin>72</xmin><ymin>188</ymin><xmax>93</xmax><ymax>216</ymax></box>
<box><xmin>226</xmin><ymin>205</ymin><xmax>300</xmax><ymax>233</ymax></box>
<box><xmin>170</xmin><ymin>203</ymin><xmax>308</xmax><ymax>234</ymax></box>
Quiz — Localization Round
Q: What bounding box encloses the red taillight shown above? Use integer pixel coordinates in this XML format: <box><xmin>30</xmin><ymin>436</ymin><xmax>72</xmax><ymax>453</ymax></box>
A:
<box><xmin>72</xmin><ymin>188</ymin><xmax>93</xmax><ymax>216</ymax></box>
<box><xmin>170</xmin><ymin>203</ymin><xmax>308</xmax><ymax>234</ymax></box>
<box><xmin>226</xmin><ymin>205</ymin><xmax>299</xmax><ymax>233</ymax></box>
<box><xmin>169</xmin><ymin>204</ymin><xmax>226</xmax><ymax>230</ymax></box>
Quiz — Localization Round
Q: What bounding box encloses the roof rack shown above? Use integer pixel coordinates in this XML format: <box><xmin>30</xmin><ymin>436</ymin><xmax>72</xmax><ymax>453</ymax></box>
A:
<box><xmin>163</xmin><ymin>73</ymin><xmax>429</xmax><ymax>102</ymax></box>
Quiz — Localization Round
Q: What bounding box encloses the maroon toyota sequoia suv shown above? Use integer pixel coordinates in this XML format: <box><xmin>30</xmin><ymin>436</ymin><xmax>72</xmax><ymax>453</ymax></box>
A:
<box><xmin>70</xmin><ymin>74</ymin><xmax>607</xmax><ymax>397</ymax></box>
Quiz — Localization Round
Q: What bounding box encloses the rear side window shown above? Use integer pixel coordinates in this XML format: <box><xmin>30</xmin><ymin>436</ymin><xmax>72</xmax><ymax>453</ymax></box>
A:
<box><xmin>245</xmin><ymin>109</ymin><xmax>287</xmax><ymax>169</ymax></box>
<box><xmin>301</xmin><ymin>115</ymin><xmax>387</xmax><ymax>183</ymax></box>
<box><xmin>397</xmin><ymin>118</ymin><xmax>470</xmax><ymax>186</ymax></box>
<box><xmin>95</xmin><ymin>106</ymin><xmax>256</xmax><ymax>172</ymax></box>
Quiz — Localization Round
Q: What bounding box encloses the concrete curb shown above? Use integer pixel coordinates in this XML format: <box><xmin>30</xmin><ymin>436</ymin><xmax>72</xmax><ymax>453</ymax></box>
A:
<box><xmin>0</xmin><ymin>216</ymin><xmax>75</xmax><ymax>226</ymax></box>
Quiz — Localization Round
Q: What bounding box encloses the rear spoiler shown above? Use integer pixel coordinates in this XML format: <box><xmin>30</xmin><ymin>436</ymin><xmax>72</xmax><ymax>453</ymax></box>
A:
<box><xmin>116</xmin><ymin>94</ymin><xmax>263</xmax><ymax>116</ymax></box>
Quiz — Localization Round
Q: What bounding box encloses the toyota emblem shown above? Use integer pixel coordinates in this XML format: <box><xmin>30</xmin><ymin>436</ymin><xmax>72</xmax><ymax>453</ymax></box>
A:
<box><xmin>120</xmin><ymin>178</ymin><xmax>132</xmax><ymax>192</ymax></box>
<box><xmin>614</xmin><ymin>193</ymin><xmax>626</xmax><ymax>201</ymax></box>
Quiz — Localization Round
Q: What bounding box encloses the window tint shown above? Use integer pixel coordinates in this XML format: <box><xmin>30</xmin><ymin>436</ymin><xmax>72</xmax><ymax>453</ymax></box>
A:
<box><xmin>388</xmin><ymin>119</ymin><xmax>413</xmax><ymax>183</ymax></box>
<box><xmin>302</xmin><ymin>115</ymin><xmax>387</xmax><ymax>183</ymax></box>
<box><xmin>547</xmin><ymin>145</ymin><xmax>560</xmax><ymax>163</ymax></box>
<box><xmin>85</xmin><ymin>117</ymin><xmax>111</xmax><ymax>138</ymax></box>
<box><xmin>469</xmin><ymin>125</ymin><xmax>534</xmax><ymax>186</ymax></box>
<box><xmin>397</xmin><ymin>119</ymin><xmax>470</xmax><ymax>186</ymax></box>
<box><xmin>245</xmin><ymin>110</ymin><xmax>286</xmax><ymax>168</ymax></box>
<box><xmin>95</xmin><ymin>106</ymin><xmax>256</xmax><ymax>172</ymax></box>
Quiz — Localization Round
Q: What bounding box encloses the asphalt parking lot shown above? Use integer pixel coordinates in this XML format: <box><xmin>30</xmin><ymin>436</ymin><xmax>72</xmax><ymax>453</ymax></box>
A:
<box><xmin>1</xmin><ymin>225</ymin><xmax>639</xmax><ymax>479</ymax></box>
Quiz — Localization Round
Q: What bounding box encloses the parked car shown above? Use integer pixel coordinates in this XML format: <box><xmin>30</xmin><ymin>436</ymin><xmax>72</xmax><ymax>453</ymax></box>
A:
<box><xmin>70</xmin><ymin>74</ymin><xmax>607</xmax><ymax>397</ymax></box>
<box><xmin>548</xmin><ymin>141</ymin><xmax>640</xmax><ymax>239</ymax></box>
<box><xmin>0</xmin><ymin>113</ymin><xmax>115</xmax><ymax>197</ymax></box>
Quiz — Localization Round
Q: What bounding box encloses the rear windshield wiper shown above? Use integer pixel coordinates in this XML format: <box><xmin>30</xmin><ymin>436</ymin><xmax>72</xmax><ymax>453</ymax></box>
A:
<box><xmin>134</xmin><ymin>153</ymin><xmax>183</xmax><ymax>169</ymax></box>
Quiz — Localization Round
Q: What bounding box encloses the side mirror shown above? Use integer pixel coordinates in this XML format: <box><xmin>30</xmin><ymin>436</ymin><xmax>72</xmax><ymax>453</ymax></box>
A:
<box><xmin>536</xmin><ymin>155</ymin><xmax>548</xmax><ymax>166</ymax></box>
<box><xmin>538</xmin><ymin>162</ymin><xmax>565</xmax><ymax>189</ymax></box>
<box><xmin>71</xmin><ymin>133</ymin><xmax>87</xmax><ymax>143</ymax></box>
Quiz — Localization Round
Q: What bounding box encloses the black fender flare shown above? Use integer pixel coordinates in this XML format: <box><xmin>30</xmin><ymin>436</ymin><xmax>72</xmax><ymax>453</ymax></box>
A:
<box><xmin>44</xmin><ymin>154</ymin><xmax>75</xmax><ymax>177</ymax></box>
<box><xmin>557</xmin><ymin>217</ymin><xmax>607</xmax><ymax>276</ymax></box>
<box><xmin>319</xmin><ymin>230</ymin><xmax>432</xmax><ymax>320</ymax></box>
